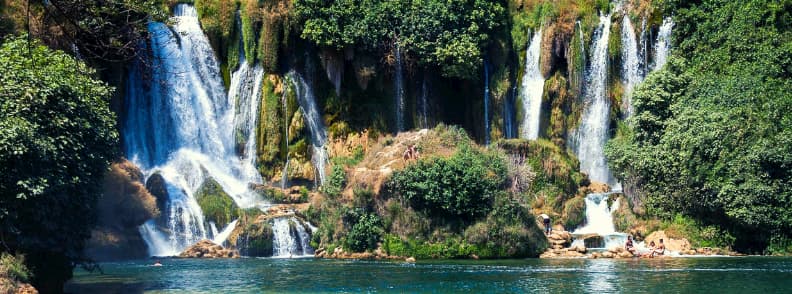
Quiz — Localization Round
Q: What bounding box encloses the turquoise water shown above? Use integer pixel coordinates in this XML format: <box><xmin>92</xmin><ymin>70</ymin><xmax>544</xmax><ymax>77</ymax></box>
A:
<box><xmin>66</xmin><ymin>257</ymin><xmax>792</xmax><ymax>293</ymax></box>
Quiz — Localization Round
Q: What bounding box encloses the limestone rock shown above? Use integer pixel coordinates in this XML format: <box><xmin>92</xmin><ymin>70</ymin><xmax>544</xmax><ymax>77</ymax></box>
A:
<box><xmin>405</xmin><ymin>257</ymin><xmax>416</xmax><ymax>263</ymax></box>
<box><xmin>179</xmin><ymin>240</ymin><xmax>240</xmax><ymax>258</ymax></box>
<box><xmin>601</xmin><ymin>251</ymin><xmax>614</xmax><ymax>258</ymax></box>
<box><xmin>644</xmin><ymin>231</ymin><xmax>691</xmax><ymax>253</ymax></box>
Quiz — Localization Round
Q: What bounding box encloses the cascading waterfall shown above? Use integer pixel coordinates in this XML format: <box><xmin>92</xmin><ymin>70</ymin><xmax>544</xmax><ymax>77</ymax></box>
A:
<box><xmin>272</xmin><ymin>217</ymin><xmax>314</xmax><ymax>257</ymax></box>
<box><xmin>287</xmin><ymin>71</ymin><xmax>328</xmax><ymax>185</ymax></box>
<box><xmin>621</xmin><ymin>16</ymin><xmax>642</xmax><ymax>117</ymax></box>
<box><xmin>572</xmin><ymin>12</ymin><xmax>618</xmax><ymax>188</ymax></box>
<box><xmin>653</xmin><ymin>17</ymin><xmax>674</xmax><ymax>71</ymax></box>
<box><xmin>394</xmin><ymin>44</ymin><xmax>405</xmax><ymax>132</ymax></box>
<box><xmin>127</xmin><ymin>4</ymin><xmax>266</xmax><ymax>256</ymax></box>
<box><xmin>570</xmin><ymin>193</ymin><xmax>627</xmax><ymax>250</ymax></box>
<box><xmin>519</xmin><ymin>29</ymin><xmax>545</xmax><ymax>140</ymax></box>
<box><xmin>483</xmin><ymin>61</ymin><xmax>491</xmax><ymax>145</ymax></box>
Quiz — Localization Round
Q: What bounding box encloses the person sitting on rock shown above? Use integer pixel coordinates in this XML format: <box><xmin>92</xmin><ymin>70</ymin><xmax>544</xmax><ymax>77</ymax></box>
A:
<box><xmin>641</xmin><ymin>241</ymin><xmax>656</xmax><ymax>258</ymax></box>
<box><xmin>625</xmin><ymin>236</ymin><xmax>636</xmax><ymax>256</ymax></box>
<box><xmin>652</xmin><ymin>239</ymin><xmax>666</xmax><ymax>257</ymax></box>
<box><xmin>153</xmin><ymin>260</ymin><xmax>163</xmax><ymax>267</ymax></box>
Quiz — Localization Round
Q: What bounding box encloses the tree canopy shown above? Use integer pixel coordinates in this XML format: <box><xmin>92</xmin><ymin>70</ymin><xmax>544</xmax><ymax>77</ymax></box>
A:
<box><xmin>294</xmin><ymin>0</ymin><xmax>506</xmax><ymax>79</ymax></box>
<box><xmin>0</xmin><ymin>36</ymin><xmax>119</xmax><ymax>290</ymax></box>
<box><xmin>606</xmin><ymin>0</ymin><xmax>792</xmax><ymax>252</ymax></box>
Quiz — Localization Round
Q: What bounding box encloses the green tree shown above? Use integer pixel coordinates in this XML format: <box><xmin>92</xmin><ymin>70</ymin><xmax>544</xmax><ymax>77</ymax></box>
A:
<box><xmin>0</xmin><ymin>36</ymin><xmax>119</xmax><ymax>292</ymax></box>
<box><xmin>294</xmin><ymin>0</ymin><xmax>505</xmax><ymax>79</ymax></box>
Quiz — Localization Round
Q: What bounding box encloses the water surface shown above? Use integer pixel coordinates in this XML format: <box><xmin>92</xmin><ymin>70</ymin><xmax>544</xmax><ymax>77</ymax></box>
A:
<box><xmin>66</xmin><ymin>257</ymin><xmax>792</xmax><ymax>293</ymax></box>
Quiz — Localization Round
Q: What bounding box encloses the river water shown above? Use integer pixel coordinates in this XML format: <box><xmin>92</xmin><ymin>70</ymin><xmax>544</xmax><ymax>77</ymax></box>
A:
<box><xmin>66</xmin><ymin>257</ymin><xmax>792</xmax><ymax>293</ymax></box>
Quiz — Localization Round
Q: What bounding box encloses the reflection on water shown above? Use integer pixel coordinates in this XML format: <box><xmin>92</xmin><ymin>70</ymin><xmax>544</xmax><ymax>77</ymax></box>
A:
<box><xmin>586</xmin><ymin>259</ymin><xmax>617</xmax><ymax>292</ymax></box>
<box><xmin>66</xmin><ymin>257</ymin><xmax>792</xmax><ymax>293</ymax></box>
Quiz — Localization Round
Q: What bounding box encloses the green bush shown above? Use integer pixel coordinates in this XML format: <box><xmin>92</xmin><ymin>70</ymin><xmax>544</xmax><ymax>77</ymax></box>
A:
<box><xmin>322</xmin><ymin>165</ymin><xmax>347</xmax><ymax>197</ymax></box>
<box><xmin>344</xmin><ymin>211</ymin><xmax>383</xmax><ymax>252</ymax></box>
<box><xmin>0</xmin><ymin>253</ymin><xmax>30</xmax><ymax>282</ymax></box>
<box><xmin>387</xmin><ymin>145</ymin><xmax>507</xmax><ymax>221</ymax></box>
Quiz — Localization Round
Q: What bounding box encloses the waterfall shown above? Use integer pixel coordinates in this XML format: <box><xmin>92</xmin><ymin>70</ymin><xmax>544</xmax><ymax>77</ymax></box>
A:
<box><xmin>503</xmin><ymin>85</ymin><xmax>516</xmax><ymax>138</ymax></box>
<box><xmin>212</xmin><ymin>219</ymin><xmax>239</xmax><ymax>245</ymax></box>
<box><xmin>281</xmin><ymin>89</ymin><xmax>290</xmax><ymax>189</ymax></box>
<box><xmin>128</xmin><ymin>4</ymin><xmax>265</xmax><ymax>255</ymax></box>
<box><xmin>570</xmin><ymin>193</ymin><xmax>627</xmax><ymax>250</ymax></box>
<box><xmin>271</xmin><ymin>217</ymin><xmax>314</xmax><ymax>257</ymax></box>
<box><xmin>394</xmin><ymin>44</ymin><xmax>405</xmax><ymax>132</ymax></box>
<box><xmin>420</xmin><ymin>75</ymin><xmax>429</xmax><ymax>128</ymax></box>
<box><xmin>572</xmin><ymin>13</ymin><xmax>618</xmax><ymax>187</ymax></box>
<box><xmin>653</xmin><ymin>17</ymin><xmax>674</xmax><ymax>71</ymax></box>
<box><xmin>639</xmin><ymin>17</ymin><xmax>648</xmax><ymax>75</ymax></box>
<box><xmin>286</xmin><ymin>71</ymin><xmax>328</xmax><ymax>185</ymax></box>
<box><xmin>483</xmin><ymin>61</ymin><xmax>491</xmax><ymax>145</ymax></box>
<box><xmin>621</xmin><ymin>16</ymin><xmax>642</xmax><ymax>117</ymax></box>
<box><xmin>519</xmin><ymin>29</ymin><xmax>545</xmax><ymax>140</ymax></box>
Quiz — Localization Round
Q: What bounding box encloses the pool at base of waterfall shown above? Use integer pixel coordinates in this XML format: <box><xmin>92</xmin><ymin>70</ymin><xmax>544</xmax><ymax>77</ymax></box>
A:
<box><xmin>66</xmin><ymin>257</ymin><xmax>792</xmax><ymax>293</ymax></box>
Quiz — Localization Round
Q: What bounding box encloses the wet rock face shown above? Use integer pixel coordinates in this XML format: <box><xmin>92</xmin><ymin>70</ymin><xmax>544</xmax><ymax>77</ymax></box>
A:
<box><xmin>179</xmin><ymin>240</ymin><xmax>239</xmax><ymax>258</ymax></box>
<box><xmin>145</xmin><ymin>172</ymin><xmax>169</xmax><ymax>215</ymax></box>
<box><xmin>85</xmin><ymin>159</ymin><xmax>160</xmax><ymax>261</ymax></box>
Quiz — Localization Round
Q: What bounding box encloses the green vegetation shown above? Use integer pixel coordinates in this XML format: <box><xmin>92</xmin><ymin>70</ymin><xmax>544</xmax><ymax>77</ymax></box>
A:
<box><xmin>0</xmin><ymin>36</ymin><xmax>119</xmax><ymax>291</ymax></box>
<box><xmin>195</xmin><ymin>178</ymin><xmax>240</xmax><ymax>228</ymax></box>
<box><xmin>294</xmin><ymin>0</ymin><xmax>505</xmax><ymax>79</ymax></box>
<box><xmin>322</xmin><ymin>164</ymin><xmax>347</xmax><ymax>198</ymax></box>
<box><xmin>388</xmin><ymin>145</ymin><xmax>507</xmax><ymax>221</ymax></box>
<box><xmin>0</xmin><ymin>253</ymin><xmax>30</xmax><ymax>293</ymax></box>
<box><xmin>606</xmin><ymin>0</ymin><xmax>792</xmax><ymax>253</ymax></box>
<box><xmin>308</xmin><ymin>127</ymin><xmax>549</xmax><ymax>258</ymax></box>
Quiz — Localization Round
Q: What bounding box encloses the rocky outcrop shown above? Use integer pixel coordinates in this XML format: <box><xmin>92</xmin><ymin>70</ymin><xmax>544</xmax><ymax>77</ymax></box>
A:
<box><xmin>85</xmin><ymin>159</ymin><xmax>160</xmax><ymax>261</ymax></box>
<box><xmin>179</xmin><ymin>240</ymin><xmax>239</xmax><ymax>258</ymax></box>
<box><xmin>314</xmin><ymin>245</ymin><xmax>401</xmax><ymax>260</ymax></box>
<box><xmin>643</xmin><ymin>231</ymin><xmax>691</xmax><ymax>253</ymax></box>
<box><xmin>540</xmin><ymin>230</ymin><xmax>586</xmax><ymax>258</ymax></box>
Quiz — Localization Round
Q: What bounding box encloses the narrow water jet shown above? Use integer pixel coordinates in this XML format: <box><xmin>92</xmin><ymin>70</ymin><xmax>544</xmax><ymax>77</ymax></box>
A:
<box><xmin>483</xmin><ymin>61</ymin><xmax>491</xmax><ymax>145</ymax></box>
<box><xmin>621</xmin><ymin>16</ymin><xmax>642</xmax><ymax>117</ymax></box>
<box><xmin>394</xmin><ymin>44</ymin><xmax>405</xmax><ymax>132</ymax></box>
<box><xmin>519</xmin><ymin>29</ymin><xmax>545</xmax><ymax>140</ymax></box>
<box><xmin>653</xmin><ymin>17</ymin><xmax>674</xmax><ymax>71</ymax></box>
<box><xmin>287</xmin><ymin>71</ymin><xmax>328</xmax><ymax>185</ymax></box>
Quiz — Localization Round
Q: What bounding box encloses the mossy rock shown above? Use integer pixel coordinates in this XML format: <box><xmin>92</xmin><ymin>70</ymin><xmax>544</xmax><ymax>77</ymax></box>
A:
<box><xmin>195</xmin><ymin>177</ymin><xmax>240</xmax><ymax>228</ymax></box>
<box><xmin>562</xmin><ymin>196</ymin><xmax>586</xmax><ymax>230</ymax></box>
<box><xmin>237</xmin><ymin>221</ymin><xmax>274</xmax><ymax>257</ymax></box>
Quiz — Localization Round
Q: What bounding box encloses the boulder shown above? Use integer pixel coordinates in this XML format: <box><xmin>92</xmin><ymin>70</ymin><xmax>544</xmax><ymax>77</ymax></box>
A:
<box><xmin>618</xmin><ymin>251</ymin><xmax>635</xmax><ymax>258</ymax></box>
<box><xmin>644</xmin><ymin>231</ymin><xmax>691</xmax><ymax>253</ymax></box>
<box><xmin>179</xmin><ymin>240</ymin><xmax>239</xmax><ymax>258</ymax></box>
<box><xmin>601</xmin><ymin>251</ymin><xmax>614</xmax><ymax>258</ymax></box>
<box><xmin>405</xmin><ymin>257</ymin><xmax>416</xmax><ymax>263</ymax></box>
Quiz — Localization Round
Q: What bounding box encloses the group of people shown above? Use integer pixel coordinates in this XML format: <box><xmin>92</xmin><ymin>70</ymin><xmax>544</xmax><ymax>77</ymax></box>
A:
<box><xmin>402</xmin><ymin>144</ymin><xmax>420</xmax><ymax>161</ymax></box>
<box><xmin>625</xmin><ymin>236</ymin><xmax>665</xmax><ymax>258</ymax></box>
